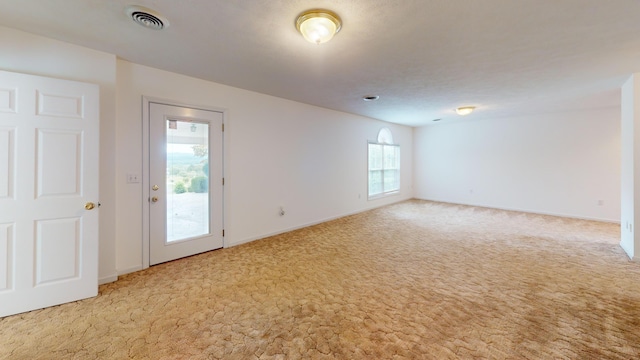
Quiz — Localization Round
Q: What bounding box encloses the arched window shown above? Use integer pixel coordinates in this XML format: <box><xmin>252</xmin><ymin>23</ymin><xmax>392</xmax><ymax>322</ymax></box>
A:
<box><xmin>368</xmin><ymin>128</ymin><xmax>400</xmax><ymax>198</ymax></box>
<box><xmin>377</xmin><ymin>127</ymin><xmax>394</xmax><ymax>144</ymax></box>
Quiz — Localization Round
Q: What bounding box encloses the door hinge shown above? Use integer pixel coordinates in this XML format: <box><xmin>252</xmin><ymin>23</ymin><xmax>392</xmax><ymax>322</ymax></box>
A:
<box><xmin>222</xmin><ymin>123</ymin><xmax>224</xmax><ymax>132</ymax></box>
<box><xmin>222</xmin><ymin>229</ymin><xmax>225</xmax><ymax>237</ymax></box>
<box><xmin>222</xmin><ymin>177</ymin><xmax>225</xmax><ymax>186</ymax></box>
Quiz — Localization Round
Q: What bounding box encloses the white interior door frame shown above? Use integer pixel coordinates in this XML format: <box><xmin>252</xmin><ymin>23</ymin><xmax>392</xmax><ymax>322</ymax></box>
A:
<box><xmin>141</xmin><ymin>96</ymin><xmax>227</xmax><ymax>269</ymax></box>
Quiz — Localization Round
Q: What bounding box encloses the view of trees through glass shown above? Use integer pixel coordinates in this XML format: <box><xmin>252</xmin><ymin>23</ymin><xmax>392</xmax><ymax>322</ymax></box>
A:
<box><xmin>165</xmin><ymin>120</ymin><xmax>210</xmax><ymax>242</ymax></box>
<box><xmin>167</xmin><ymin>144</ymin><xmax>209</xmax><ymax>195</ymax></box>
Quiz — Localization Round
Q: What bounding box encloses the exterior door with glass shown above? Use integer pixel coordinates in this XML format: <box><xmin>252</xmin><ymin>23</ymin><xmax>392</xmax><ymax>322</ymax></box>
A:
<box><xmin>149</xmin><ymin>103</ymin><xmax>223</xmax><ymax>265</ymax></box>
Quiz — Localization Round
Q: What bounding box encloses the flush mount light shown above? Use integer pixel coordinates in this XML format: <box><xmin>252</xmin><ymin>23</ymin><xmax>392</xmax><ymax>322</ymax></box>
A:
<box><xmin>296</xmin><ymin>9</ymin><xmax>342</xmax><ymax>45</ymax></box>
<box><xmin>456</xmin><ymin>106</ymin><xmax>476</xmax><ymax>116</ymax></box>
<box><xmin>363</xmin><ymin>95</ymin><xmax>379</xmax><ymax>101</ymax></box>
<box><xmin>125</xmin><ymin>5</ymin><xmax>169</xmax><ymax>30</ymax></box>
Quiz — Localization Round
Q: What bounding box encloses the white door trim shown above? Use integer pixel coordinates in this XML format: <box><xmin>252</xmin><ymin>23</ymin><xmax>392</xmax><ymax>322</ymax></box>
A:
<box><xmin>142</xmin><ymin>96</ymin><xmax>227</xmax><ymax>269</ymax></box>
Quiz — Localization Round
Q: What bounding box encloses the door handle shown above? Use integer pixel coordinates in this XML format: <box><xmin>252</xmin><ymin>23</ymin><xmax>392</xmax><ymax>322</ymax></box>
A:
<box><xmin>151</xmin><ymin>196</ymin><xmax>159</xmax><ymax>203</ymax></box>
<box><xmin>85</xmin><ymin>202</ymin><xmax>96</xmax><ymax>210</ymax></box>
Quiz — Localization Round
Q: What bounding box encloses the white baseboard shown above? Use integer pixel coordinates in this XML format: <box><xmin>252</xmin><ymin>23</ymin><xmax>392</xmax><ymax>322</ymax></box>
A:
<box><xmin>226</xmin><ymin>196</ymin><xmax>412</xmax><ymax>248</ymax></box>
<box><xmin>414</xmin><ymin>197</ymin><xmax>621</xmax><ymax>224</ymax></box>
<box><xmin>117</xmin><ymin>265</ymin><xmax>143</xmax><ymax>277</ymax></box>
<box><xmin>99</xmin><ymin>274</ymin><xmax>118</xmax><ymax>285</ymax></box>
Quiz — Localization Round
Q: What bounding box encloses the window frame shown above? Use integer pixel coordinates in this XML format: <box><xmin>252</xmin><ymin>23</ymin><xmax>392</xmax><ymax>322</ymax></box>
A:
<box><xmin>367</xmin><ymin>141</ymin><xmax>400</xmax><ymax>200</ymax></box>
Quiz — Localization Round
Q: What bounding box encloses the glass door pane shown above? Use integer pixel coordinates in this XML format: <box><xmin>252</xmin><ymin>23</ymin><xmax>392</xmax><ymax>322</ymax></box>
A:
<box><xmin>165</xmin><ymin>120</ymin><xmax>209</xmax><ymax>243</ymax></box>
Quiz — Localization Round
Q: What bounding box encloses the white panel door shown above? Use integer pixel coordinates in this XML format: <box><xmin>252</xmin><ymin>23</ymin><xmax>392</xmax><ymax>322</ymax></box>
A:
<box><xmin>149</xmin><ymin>103</ymin><xmax>223</xmax><ymax>265</ymax></box>
<box><xmin>0</xmin><ymin>70</ymin><xmax>99</xmax><ymax>317</ymax></box>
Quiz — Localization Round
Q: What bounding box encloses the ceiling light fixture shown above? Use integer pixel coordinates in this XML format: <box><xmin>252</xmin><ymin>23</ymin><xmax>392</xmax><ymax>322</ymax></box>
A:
<box><xmin>363</xmin><ymin>95</ymin><xmax>379</xmax><ymax>101</ymax></box>
<box><xmin>456</xmin><ymin>106</ymin><xmax>475</xmax><ymax>116</ymax></box>
<box><xmin>296</xmin><ymin>9</ymin><xmax>342</xmax><ymax>45</ymax></box>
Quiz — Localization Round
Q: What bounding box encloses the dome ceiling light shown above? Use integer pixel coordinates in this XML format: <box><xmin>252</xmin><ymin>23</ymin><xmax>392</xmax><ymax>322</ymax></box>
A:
<box><xmin>456</xmin><ymin>106</ymin><xmax>476</xmax><ymax>116</ymax></box>
<box><xmin>295</xmin><ymin>9</ymin><xmax>342</xmax><ymax>45</ymax></box>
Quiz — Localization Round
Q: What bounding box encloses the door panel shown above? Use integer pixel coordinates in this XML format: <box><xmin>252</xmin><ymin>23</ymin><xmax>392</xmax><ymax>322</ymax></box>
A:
<box><xmin>0</xmin><ymin>127</ymin><xmax>14</xmax><ymax>198</ymax></box>
<box><xmin>37</xmin><ymin>90</ymin><xmax>85</xmax><ymax>118</ymax></box>
<box><xmin>35</xmin><ymin>217</ymin><xmax>81</xmax><ymax>285</ymax></box>
<box><xmin>0</xmin><ymin>223</ymin><xmax>13</xmax><ymax>291</ymax></box>
<box><xmin>36</xmin><ymin>129</ymin><xmax>82</xmax><ymax>196</ymax></box>
<box><xmin>0</xmin><ymin>70</ymin><xmax>99</xmax><ymax>317</ymax></box>
<box><xmin>149</xmin><ymin>103</ymin><xmax>223</xmax><ymax>265</ymax></box>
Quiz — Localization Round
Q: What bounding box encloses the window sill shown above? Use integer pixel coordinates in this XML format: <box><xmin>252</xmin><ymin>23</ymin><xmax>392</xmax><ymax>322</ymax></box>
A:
<box><xmin>368</xmin><ymin>191</ymin><xmax>399</xmax><ymax>201</ymax></box>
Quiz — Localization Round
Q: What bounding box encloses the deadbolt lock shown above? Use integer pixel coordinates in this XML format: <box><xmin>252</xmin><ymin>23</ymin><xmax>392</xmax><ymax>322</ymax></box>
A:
<box><xmin>152</xmin><ymin>185</ymin><xmax>159</xmax><ymax>191</ymax></box>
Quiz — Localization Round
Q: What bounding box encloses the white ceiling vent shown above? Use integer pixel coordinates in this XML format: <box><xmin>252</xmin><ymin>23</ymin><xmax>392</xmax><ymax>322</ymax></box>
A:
<box><xmin>125</xmin><ymin>5</ymin><xmax>169</xmax><ymax>30</ymax></box>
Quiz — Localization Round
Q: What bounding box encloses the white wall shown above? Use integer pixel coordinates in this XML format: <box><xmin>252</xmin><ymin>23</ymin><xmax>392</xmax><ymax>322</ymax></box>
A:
<box><xmin>0</xmin><ymin>26</ymin><xmax>118</xmax><ymax>283</ymax></box>
<box><xmin>0</xmin><ymin>26</ymin><xmax>413</xmax><ymax>280</ymax></box>
<box><xmin>115</xmin><ymin>60</ymin><xmax>413</xmax><ymax>274</ymax></box>
<box><xmin>6</xmin><ymin>25</ymin><xmax>625</xmax><ymax>277</ymax></box>
<box><xmin>414</xmin><ymin>108</ymin><xmax>621</xmax><ymax>222</ymax></box>
<box><xmin>621</xmin><ymin>75</ymin><xmax>640</xmax><ymax>258</ymax></box>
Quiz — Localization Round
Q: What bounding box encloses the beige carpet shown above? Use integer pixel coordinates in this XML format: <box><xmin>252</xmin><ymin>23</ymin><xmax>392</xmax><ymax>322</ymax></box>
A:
<box><xmin>2</xmin><ymin>200</ymin><xmax>639</xmax><ymax>359</ymax></box>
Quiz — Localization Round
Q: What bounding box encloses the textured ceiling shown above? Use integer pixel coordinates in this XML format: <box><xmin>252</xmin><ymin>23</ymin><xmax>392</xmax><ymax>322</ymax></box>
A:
<box><xmin>0</xmin><ymin>0</ymin><xmax>638</xmax><ymax>126</ymax></box>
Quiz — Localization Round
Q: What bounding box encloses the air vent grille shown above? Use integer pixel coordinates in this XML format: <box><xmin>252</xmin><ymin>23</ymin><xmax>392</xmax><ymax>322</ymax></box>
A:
<box><xmin>125</xmin><ymin>5</ymin><xmax>169</xmax><ymax>30</ymax></box>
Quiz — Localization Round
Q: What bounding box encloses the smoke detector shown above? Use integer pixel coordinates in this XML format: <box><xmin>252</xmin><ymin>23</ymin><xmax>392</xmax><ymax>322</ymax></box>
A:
<box><xmin>125</xmin><ymin>5</ymin><xmax>169</xmax><ymax>30</ymax></box>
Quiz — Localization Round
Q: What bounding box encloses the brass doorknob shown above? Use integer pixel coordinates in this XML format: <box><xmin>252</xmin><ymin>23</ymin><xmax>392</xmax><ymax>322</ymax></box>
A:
<box><xmin>151</xmin><ymin>196</ymin><xmax>159</xmax><ymax>203</ymax></box>
<box><xmin>85</xmin><ymin>202</ymin><xmax>96</xmax><ymax>210</ymax></box>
